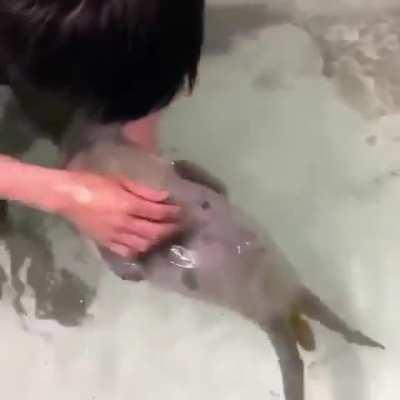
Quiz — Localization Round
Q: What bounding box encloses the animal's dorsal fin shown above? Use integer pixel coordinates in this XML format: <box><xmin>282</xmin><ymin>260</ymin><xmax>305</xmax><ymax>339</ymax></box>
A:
<box><xmin>172</xmin><ymin>160</ymin><xmax>228</xmax><ymax>196</ymax></box>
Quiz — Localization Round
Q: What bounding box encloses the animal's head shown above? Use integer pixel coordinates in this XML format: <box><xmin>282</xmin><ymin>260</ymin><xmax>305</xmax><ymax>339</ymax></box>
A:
<box><xmin>65</xmin><ymin>127</ymin><xmax>171</xmax><ymax>193</ymax></box>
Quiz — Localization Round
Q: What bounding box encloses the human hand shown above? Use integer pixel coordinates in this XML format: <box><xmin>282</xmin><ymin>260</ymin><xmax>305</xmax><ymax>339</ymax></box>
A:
<box><xmin>56</xmin><ymin>171</ymin><xmax>182</xmax><ymax>259</ymax></box>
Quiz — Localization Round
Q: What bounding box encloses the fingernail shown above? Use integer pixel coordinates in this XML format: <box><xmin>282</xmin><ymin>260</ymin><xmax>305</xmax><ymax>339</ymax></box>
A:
<box><xmin>159</xmin><ymin>190</ymin><xmax>169</xmax><ymax>198</ymax></box>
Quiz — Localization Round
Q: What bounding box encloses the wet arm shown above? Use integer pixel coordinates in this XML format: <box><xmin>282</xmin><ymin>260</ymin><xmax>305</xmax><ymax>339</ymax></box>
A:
<box><xmin>0</xmin><ymin>155</ymin><xmax>71</xmax><ymax>213</ymax></box>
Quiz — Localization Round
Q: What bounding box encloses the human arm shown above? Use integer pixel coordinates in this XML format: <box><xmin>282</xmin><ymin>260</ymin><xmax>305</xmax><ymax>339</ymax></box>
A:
<box><xmin>0</xmin><ymin>155</ymin><xmax>182</xmax><ymax>259</ymax></box>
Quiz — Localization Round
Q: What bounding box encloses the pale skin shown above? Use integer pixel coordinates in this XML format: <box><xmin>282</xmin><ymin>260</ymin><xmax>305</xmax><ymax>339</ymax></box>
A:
<box><xmin>0</xmin><ymin>112</ymin><xmax>182</xmax><ymax>259</ymax></box>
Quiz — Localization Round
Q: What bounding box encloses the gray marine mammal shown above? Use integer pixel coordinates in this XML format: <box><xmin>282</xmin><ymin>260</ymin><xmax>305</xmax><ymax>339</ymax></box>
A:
<box><xmin>66</xmin><ymin>123</ymin><xmax>384</xmax><ymax>400</ymax></box>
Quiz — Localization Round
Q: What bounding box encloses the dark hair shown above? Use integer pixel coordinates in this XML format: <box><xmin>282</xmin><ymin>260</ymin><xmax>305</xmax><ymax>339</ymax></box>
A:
<box><xmin>0</xmin><ymin>0</ymin><xmax>205</xmax><ymax>122</ymax></box>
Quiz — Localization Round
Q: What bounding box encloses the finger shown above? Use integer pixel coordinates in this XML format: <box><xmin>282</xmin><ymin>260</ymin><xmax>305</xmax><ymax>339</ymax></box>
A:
<box><xmin>120</xmin><ymin>179</ymin><xmax>169</xmax><ymax>202</ymax></box>
<box><xmin>121</xmin><ymin>218</ymin><xmax>182</xmax><ymax>242</ymax></box>
<box><xmin>112</xmin><ymin>233</ymin><xmax>151</xmax><ymax>253</ymax></box>
<box><xmin>130</xmin><ymin>199</ymin><xmax>181</xmax><ymax>222</ymax></box>
<box><xmin>107</xmin><ymin>243</ymin><xmax>137</xmax><ymax>260</ymax></box>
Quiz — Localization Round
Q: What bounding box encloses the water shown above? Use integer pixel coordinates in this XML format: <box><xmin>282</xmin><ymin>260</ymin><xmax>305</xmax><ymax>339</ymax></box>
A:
<box><xmin>0</xmin><ymin>1</ymin><xmax>398</xmax><ymax>399</ymax></box>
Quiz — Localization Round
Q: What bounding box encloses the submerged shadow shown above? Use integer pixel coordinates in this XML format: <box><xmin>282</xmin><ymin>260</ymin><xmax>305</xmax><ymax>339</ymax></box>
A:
<box><xmin>204</xmin><ymin>4</ymin><xmax>288</xmax><ymax>55</ymax></box>
<box><xmin>0</xmin><ymin>89</ymin><xmax>96</xmax><ymax>328</ymax></box>
<box><xmin>0</xmin><ymin>202</ymin><xmax>96</xmax><ymax>328</ymax></box>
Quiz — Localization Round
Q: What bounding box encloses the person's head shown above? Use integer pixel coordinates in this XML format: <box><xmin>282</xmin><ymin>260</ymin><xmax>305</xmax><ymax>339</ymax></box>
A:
<box><xmin>0</xmin><ymin>0</ymin><xmax>205</xmax><ymax>122</ymax></box>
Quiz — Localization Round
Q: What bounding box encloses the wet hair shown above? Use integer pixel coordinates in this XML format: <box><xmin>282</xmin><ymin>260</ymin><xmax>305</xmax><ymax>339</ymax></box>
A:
<box><xmin>0</xmin><ymin>0</ymin><xmax>205</xmax><ymax>122</ymax></box>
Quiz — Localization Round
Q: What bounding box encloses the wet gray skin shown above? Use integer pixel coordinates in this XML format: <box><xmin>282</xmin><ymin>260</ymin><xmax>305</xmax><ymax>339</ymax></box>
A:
<box><xmin>66</xmin><ymin>123</ymin><xmax>384</xmax><ymax>400</ymax></box>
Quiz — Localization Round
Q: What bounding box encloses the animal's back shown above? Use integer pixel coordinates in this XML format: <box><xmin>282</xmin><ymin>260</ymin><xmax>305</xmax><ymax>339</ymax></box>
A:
<box><xmin>68</xmin><ymin>134</ymin><xmax>302</xmax><ymax>322</ymax></box>
<box><xmin>66</xmin><ymin>124</ymin><xmax>385</xmax><ymax>400</ymax></box>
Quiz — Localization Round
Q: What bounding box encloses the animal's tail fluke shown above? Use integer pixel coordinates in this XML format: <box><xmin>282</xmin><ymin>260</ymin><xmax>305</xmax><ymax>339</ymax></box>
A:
<box><xmin>298</xmin><ymin>287</ymin><xmax>385</xmax><ymax>350</ymax></box>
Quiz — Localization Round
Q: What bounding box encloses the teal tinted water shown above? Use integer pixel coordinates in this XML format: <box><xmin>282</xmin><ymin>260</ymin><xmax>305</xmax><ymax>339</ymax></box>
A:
<box><xmin>0</xmin><ymin>1</ymin><xmax>397</xmax><ymax>399</ymax></box>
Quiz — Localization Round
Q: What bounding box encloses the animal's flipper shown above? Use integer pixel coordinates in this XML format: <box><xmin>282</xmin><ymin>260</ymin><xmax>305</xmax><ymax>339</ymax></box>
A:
<box><xmin>298</xmin><ymin>287</ymin><xmax>385</xmax><ymax>350</ymax></box>
<box><xmin>172</xmin><ymin>160</ymin><xmax>228</xmax><ymax>196</ymax></box>
<box><xmin>290</xmin><ymin>307</ymin><xmax>316</xmax><ymax>352</ymax></box>
<box><xmin>100</xmin><ymin>247</ymin><xmax>145</xmax><ymax>282</ymax></box>
<box><xmin>265</xmin><ymin>317</ymin><xmax>304</xmax><ymax>400</ymax></box>
<box><xmin>181</xmin><ymin>270</ymin><xmax>199</xmax><ymax>291</ymax></box>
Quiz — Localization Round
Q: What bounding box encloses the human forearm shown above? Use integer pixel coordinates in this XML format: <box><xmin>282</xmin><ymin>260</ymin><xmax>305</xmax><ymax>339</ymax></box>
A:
<box><xmin>0</xmin><ymin>155</ymin><xmax>70</xmax><ymax>213</ymax></box>
<box><xmin>0</xmin><ymin>145</ymin><xmax>183</xmax><ymax>261</ymax></box>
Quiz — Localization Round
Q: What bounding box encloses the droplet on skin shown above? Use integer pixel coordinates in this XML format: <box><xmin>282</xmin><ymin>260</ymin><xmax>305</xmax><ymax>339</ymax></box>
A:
<box><xmin>55</xmin><ymin>184</ymin><xmax>94</xmax><ymax>204</ymax></box>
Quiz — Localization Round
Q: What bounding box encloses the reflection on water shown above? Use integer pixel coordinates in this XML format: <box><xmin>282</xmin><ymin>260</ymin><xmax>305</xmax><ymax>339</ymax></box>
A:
<box><xmin>0</xmin><ymin>1</ymin><xmax>397</xmax><ymax>399</ymax></box>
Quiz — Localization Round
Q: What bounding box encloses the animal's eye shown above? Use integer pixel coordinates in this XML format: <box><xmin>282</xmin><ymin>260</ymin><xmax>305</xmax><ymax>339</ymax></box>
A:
<box><xmin>201</xmin><ymin>201</ymin><xmax>211</xmax><ymax>210</ymax></box>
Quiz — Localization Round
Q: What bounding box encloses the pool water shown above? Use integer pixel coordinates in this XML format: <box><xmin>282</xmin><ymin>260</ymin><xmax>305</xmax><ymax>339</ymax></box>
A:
<box><xmin>0</xmin><ymin>1</ymin><xmax>397</xmax><ymax>399</ymax></box>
